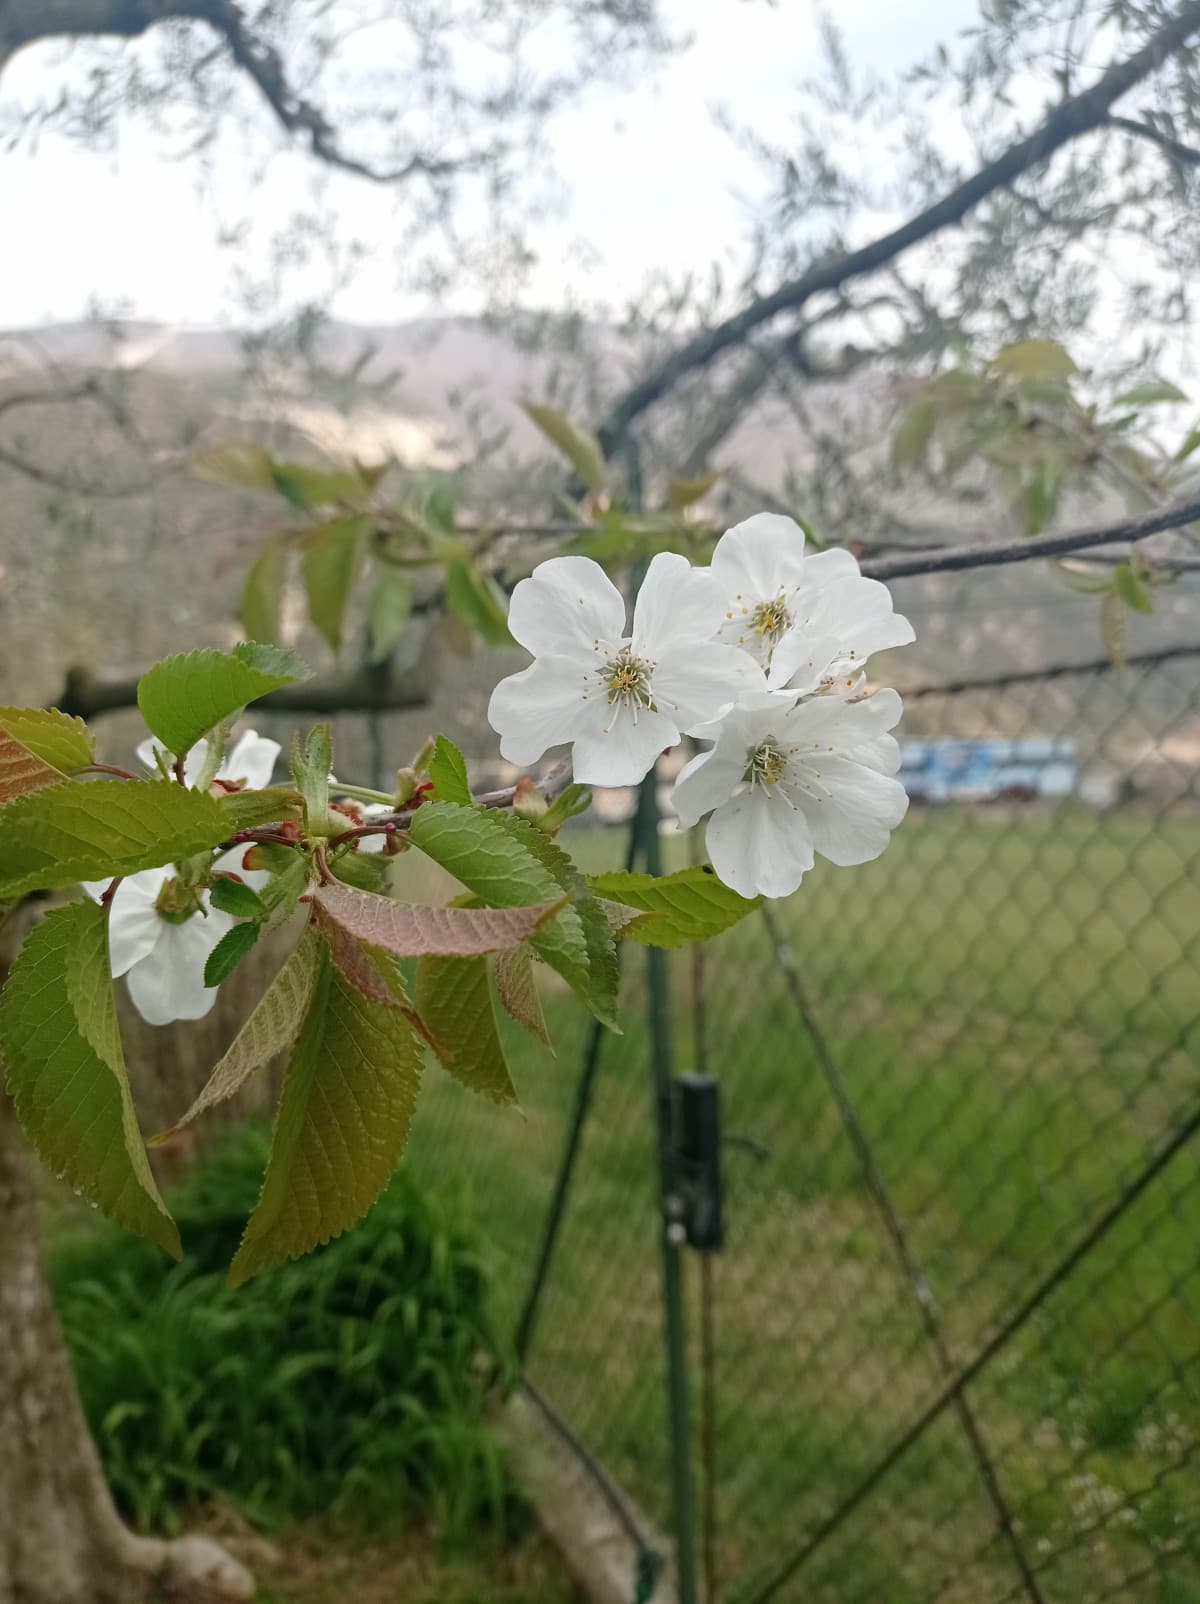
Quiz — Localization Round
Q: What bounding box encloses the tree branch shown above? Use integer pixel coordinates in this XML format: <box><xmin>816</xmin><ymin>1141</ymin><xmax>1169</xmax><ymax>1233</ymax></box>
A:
<box><xmin>57</xmin><ymin>659</ymin><xmax>433</xmax><ymax>722</ymax></box>
<box><xmin>1105</xmin><ymin>113</ymin><xmax>1200</xmax><ymax>169</ymax></box>
<box><xmin>0</xmin><ymin>0</ymin><xmax>482</xmax><ymax>185</ymax></box>
<box><xmin>861</xmin><ymin>496</ymin><xmax>1200</xmax><ymax>582</ymax></box>
<box><xmin>597</xmin><ymin>0</ymin><xmax>1200</xmax><ymax>453</ymax></box>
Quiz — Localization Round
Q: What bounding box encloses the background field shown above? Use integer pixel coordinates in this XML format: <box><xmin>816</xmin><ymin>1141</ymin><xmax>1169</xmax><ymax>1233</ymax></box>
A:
<box><xmin>408</xmin><ymin>805</ymin><xmax>1200</xmax><ymax>1604</ymax></box>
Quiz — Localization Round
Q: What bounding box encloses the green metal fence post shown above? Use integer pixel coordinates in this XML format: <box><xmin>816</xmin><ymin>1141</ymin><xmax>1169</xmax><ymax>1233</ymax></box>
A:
<box><xmin>634</xmin><ymin>772</ymin><xmax>700</xmax><ymax>1604</ymax></box>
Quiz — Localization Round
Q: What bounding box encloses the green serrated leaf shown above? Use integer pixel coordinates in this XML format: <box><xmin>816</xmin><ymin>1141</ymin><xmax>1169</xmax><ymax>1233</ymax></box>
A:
<box><xmin>416</xmin><ymin>954</ymin><xmax>519</xmax><ymax>1106</ymax></box>
<box><xmin>890</xmin><ymin>398</ymin><xmax>938</xmax><ymax>473</ymax></box>
<box><xmin>204</xmin><ymin>920</ymin><xmax>260</xmax><ymax>988</ymax></box>
<box><xmin>292</xmin><ymin>725</ymin><xmax>332</xmax><ymax>828</ymax></box>
<box><xmin>494</xmin><ymin>941</ymin><xmax>552</xmax><ymax>1050</ymax></box>
<box><xmin>0</xmin><ymin>901</ymin><xmax>179</xmax><ymax>1256</ymax></box>
<box><xmin>668</xmin><ymin>470</ymin><xmax>721</xmax><ymax>511</ymax></box>
<box><xmin>521</xmin><ymin>402</ymin><xmax>608</xmax><ymax>494</ymax></box>
<box><xmin>1114</xmin><ymin>560</ymin><xmax>1153</xmax><ymax>614</ymax></box>
<box><xmin>218</xmin><ymin>786</ymin><xmax>303</xmax><ymax>831</ymax></box>
<box><xmin>154</xmin><ymin>930</ymin><xmax>321</xmax><ymax>1141</ymax></box>
<box><xmin>259</xmin><ymin>853</ymin><xmax>310</xmax><ymax>928</ymax></box>
<box><xmin>409</xmin><ymin>803</ymin><xmax>618</xmax><ymax>1026</ymax></box>
<box><xmin>230</xmin><ymin>947</ymin><xmax>422</xmax><ymax>1286</ymax></box>
<box><xmin>445</xmin><ymin>559</ymin><xmax>514</xmax><ymax>647</ymax></box>
<box><xmin>314</xmin><ymin>878</ymin><xmax>564</xmax><ymax>957</ymax></box>
<box><xmin>0</xmin><ymin>780</ymin><xmax>232</xmax><ymax>899</ymax></box>
<box><xmin>990</xmin><ymin>340</ymin><xmax>1078</xmax><ymax>381</ymax></box>
<box><xmin>0</xmin><ymin>706</ymin><xmax>94</xmax><ymax>773</ymax></box>
<box><xmin>209</xmin><ymin>877</ymin><xmax>269</xmax><ymax>919</ymax></box>
<box><xmin>329</xmin><ymin>848</ymin><xmax>394</xmax><ymax>894</ymax></box>
<box><xmin>366</xmin><ymin>569</ymin><xmax>413</xmax><ymax>663</ymax></box>
<box><xmin>241</xmin><ymin>538</ymin><xmax>289</xmax><ymax>644</ymax></box>
<box><xmin>589</xmin><ymin>865</ymin><xmax>761</xmax><ymax>949</ymax></box>
<box><xmin>138</xmin><ymin>645</ymin><xmax>309</xmax><ymax>760</ymax></box>
<box><xmin>191</xmin><ymin>442</ymin><xmax>275</xmax><ymax>491</ymax></box>
<box><xmin>1113</xmin><ymin>379</ymin><xmax>1187</xmax><ymax>407</ymax></box>
<box><xmin>301</xmin><ymin>514</ymin><xmax>371</xmax><ymax>651</ymax></box>
<box><xmin>271</xmin><ymin>461</ymin><xmax>364</xmax><ymax>511</ymax></box>
<box><xmin>427</xmin><ymin>736</ymin><xmax>472</xmax><ymax>805</ymax></box>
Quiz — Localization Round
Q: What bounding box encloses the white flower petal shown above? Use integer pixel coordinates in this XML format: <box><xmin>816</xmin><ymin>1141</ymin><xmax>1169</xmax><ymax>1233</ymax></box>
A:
<box><xmin>803</xmin><ymin>574</ymin><xmax>915</xmax><ymax>663</ymax></box>
<box><xmin>798</xmin><ymin>756</ymin><xmax>908</xmax><ymax>866</ymax></box>
<box><xmin>106</xmin><ymin>868</ymin><xmax>172</xmax><ymax>977</ymax></box>
<box><xmin>489</xmin><ymin>654</ymin><xmax>600</xmax><ymax>768</ymax></box>
<box><xmin>800</xmin><ymin>547</ymin><xmax>862</xmax><ymax>590</ymax></box>
<box><xmin>781</xmin><ymin>686</ymin><xmax>904</xmax><ymax>751</ymax></box>
<box><xmin>706</xmin><ymin>788</ymin><xmax>815</xmax><ymax>899</ymax></box>
<box><xmin>137</xmin><ymin>736</ymin><xmax>207</xmax><ymax>786</ymax></box>
<box><xmin>507</xmin><ymin>556</ymin><xmax>626</xmax><ymax>658</ymax></box>
<box><xmin>710</xmin><ymin>513</ymin><xmax>808</xmax><ymax>598</ymax></box>
<box><xmin>652</xmin><ymin>641</ymin><xmax>767</xmax><ymax>733</ymax></box>
<box><xmin>630</xmin><ymin>553</ymin><xmax>724</xmax><ymax>654</ymax></box>
<box><xmin>221</xmin><ymin>730</ymin><xmax>280</xmax><ymax>791</ymax></box>
<box><xmin>124</xmin><ymin>906</ymin><xmax>233</xmax><ymax>1026</ymax></box>
<box><xmin>671</xmin><ymin>746</ymin><xmax>746</xmax><ymax>830</ymax></box>
<box><xmin>571</xmin><ymin>706</ymin><xmax>678</xmax><ymax>787</ymax></box>
<box><xmin>765</xmin><ymin>630</ymin><xmax>844</xmax><ymax>693</ymax></box>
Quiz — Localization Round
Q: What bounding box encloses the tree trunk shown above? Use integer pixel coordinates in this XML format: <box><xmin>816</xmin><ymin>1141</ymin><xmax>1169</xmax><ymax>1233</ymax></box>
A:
<box><xmin>0</xmin><ymin>920</ymin><xmax>254</xmax><ymax>1604</ymax></box>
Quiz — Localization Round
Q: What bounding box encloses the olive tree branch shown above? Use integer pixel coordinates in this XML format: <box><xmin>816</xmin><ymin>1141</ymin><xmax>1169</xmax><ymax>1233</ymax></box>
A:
<box><xmin>597</xmin><ymin>0</ymin><xmax>1200</xmax><ymax>453</ymax></box>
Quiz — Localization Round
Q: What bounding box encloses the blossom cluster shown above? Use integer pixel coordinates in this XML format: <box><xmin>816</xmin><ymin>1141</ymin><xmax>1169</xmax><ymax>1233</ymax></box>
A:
<box><xmin>488</xmin><ymin>512</ymin><xmax>915</xmax><ymax>899</ymax></box>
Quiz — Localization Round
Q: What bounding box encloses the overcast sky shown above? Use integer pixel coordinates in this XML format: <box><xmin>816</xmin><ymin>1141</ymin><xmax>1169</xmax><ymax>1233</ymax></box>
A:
<box><xmin>1</xmin><ymin>0</ymin><xmax>971</xmax><ymax>329</ymax></box>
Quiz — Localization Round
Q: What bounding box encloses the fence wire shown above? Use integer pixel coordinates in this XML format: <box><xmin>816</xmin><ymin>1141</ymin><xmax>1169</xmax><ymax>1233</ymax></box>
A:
<box><xmin>412</xmin><ymin>632</ymin><xmax>1200</xmax><ymax>1604</ymax></box>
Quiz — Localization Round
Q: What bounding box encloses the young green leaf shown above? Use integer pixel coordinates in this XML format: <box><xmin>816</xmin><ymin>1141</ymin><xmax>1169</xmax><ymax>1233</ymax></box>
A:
<box><xmin>521</xmin><ymin>401</ymin><xmax>608</xmax><ymax>493</ymax></box>
<box><xmin>0</xmin><ymin>901</ymin><xmax>180</xmax><ymax>1257</ymax></box>
<box><xmin>230</xmin><ymin>950</ymin><xmax>422</xmax><ymax>1286</ymax></box>
<box><xmin>190</xmin><ymin>442</ymin><xmax>275</xmax><ymax>490</ymax></box>
<box><xmin>154</xmin><ymin>930</ymin><xmax>321</xmax><ymax>1141</ymax></box>
<box><xmin>1112</xmin><ymin>379</ymin><xmax>1187</xmax><ymax>407</ymax></box>
<box><xmin>0</xmin><ymin>727</ymin><xmax>69</xmax><ymax>803</ymax></box>
<box><xmin>540</xmin><ymin>783</ymin><xmax>593</xmax><ymax>833</ymax></box>
<box><xmin>301</xmin><ymin>514</ymin><xmax>371</xmax><ymax>651</ymax></box>
<box><xmin>445</xmin><ymin>558</ymin><xmax>514</xmax><ymax>647</ymax></box>
<box><xmin>416</xmin><ymin>954</ymin><xmax>519</xmax><ymax>1106</ymax></box>
<box><xmin>0</xmin><ymin>706</ymin><xmax>94</xmax><ymax>773</ymax></box>
<box><xmin>408</xmin><ymin>803</ymin><xmax>618</xmax><ymax>1025</ymax></box>
<box><xmin>890</xmin><ymin>399</ymin><xmax>938</xmax><ymax>473</ymax></box>
<box><xmin>1114</xmin><ymin>561</ymin><xmax>1153</xmax><ymax>614</ymax></box>
<box><xmin>0</xmin><ymin>780</ymin><xmax>232</xmax><ymax>899</ymax></box>
<box><xmin>271</xmin><ymin>461</ymin><xmax>364</xmax><ymax>510</ymax></box>
<box><xmin>494</xmin><ymin>941</ymin><xmax>552</xmax><ymax>1050</ymax></box>
<box><xmin>427</xmin><ymin>735</ymin><xmax>472</xmax><ymax>805</ymax></box>
<box><xmin>314</xmin><ymin>878</ymin><xmax>565</xmax><ymax>957</ymax></box>
<box><xmin>1100</xmin><ymin>589</ymin><xmax>1129</xmax><ymax>667</ymax></box>
<box><xmin>366</xmin><ymin>569</ymin><xmax>413</xmax><ymax>663</ymax></box>
<box><xmin>204</xmin><ymin>920</ymin><xmax>260</xmax><ymax>988</ymax></box>
<box><xmin>218</xmin><ymin>785</ymin><xmax>303</xmax><ymax>831</ymax></box>
<box><xmin>240</xmin><ymin>537</ymin><xmax>289</xmax><ymax>644</ymax></box>
<box><xmin>989</xmin><ymin>340</ymin><xmax>1078</xmax><ymax>381</ymax></box>
<box><xmin>589</xmin><ymin>865</ymin><xmax>761</xmax><ymax>949</ymax></box>
<box><xmin>667</xmin><ymin>470</ymin><xmax>721</xmax><ymax>511</ymax></box>
<box><xmin>209</xmin><ymin>877</ymin><xmax>269</xmax><ymax>919</ymax></box>
<box><xmin>291</xmin><ymin>724</ymin><xmax>332</xmax><ymax>827</ymax></box>
<box><xmin>137</xmin><ymin>643</ymin><xmax>309</xmax><ymax>759</ymax></box>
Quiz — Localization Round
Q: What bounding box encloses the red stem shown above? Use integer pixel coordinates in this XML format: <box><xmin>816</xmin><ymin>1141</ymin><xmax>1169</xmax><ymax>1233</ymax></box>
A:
<box><xmin>82</xmin><ymin>763</ymin><xmax>139</xmax><ymax>781</ymax></box>
<box><xmin>98</xmin><ymin>877</ymin><xmax>121</xmax><ymax>908</ymax></box>
<box><xmin>327</xmin><ymin>821</ymin><xmax>400</xmax><ymax>850</ymax></box>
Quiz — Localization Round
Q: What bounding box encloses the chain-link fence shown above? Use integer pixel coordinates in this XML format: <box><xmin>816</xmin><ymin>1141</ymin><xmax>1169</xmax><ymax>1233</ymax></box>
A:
<box><xmin>409</xmin><ymin>593</ymin><xmax>1200</xmax><ymax>1604</ymax></box>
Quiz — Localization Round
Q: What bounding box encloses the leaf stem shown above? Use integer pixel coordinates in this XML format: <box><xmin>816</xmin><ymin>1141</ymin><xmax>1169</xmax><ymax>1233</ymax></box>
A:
<box><xmin>327</xmin><ymin>821</ymin><xmax>400</xmax><ymax>850</ymax></box>
<box><xmin>82</xmin><ymin>762</ymin><xmax>139</xmax><ymax>781</ymax></box>
<box><xmin>99</xmin><ymin>877</ymin><xmax>122</xmax><ymax>908</ymax></box>
<box><xmin>329</xmin><ymin>781</ymin><xmax>397</xmax><ymax>806</ymax></box>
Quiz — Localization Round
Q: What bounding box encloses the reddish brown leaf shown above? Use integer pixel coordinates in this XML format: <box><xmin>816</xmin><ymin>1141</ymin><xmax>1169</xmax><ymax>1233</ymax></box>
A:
<box><xmin>493</xmin><ymin>942</ymin><xmax>552</xmax><ymax>1051</ymax></box>
<box><xmin>314</xmin><ymin>879</ymin><xmax>566</xmax><ymax>958</ymax></box>
<box><xmin>0</xmin><ymin>727</ymin><xmax>67</xmax><ymax>804</ymax></box>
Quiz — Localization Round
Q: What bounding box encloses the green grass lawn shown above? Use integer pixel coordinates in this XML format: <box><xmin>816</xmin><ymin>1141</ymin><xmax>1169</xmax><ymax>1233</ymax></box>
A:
<box><xmin>407</xmin><ymin>806</ymin><xmax>1200</xmax><ymax>1604</ymax></box>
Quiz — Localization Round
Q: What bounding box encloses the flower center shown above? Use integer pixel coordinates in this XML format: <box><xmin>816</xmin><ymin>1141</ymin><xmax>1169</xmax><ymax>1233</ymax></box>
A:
<box><xmin>154</xmin><ymin>876</ymin><xmax>205</xmax><ymax>925</ymax></box>
<box><xmin>744</xmin><ymin>737</ymin><xmax>789</xmax><ymax>790</ymax></box>
<box><xmin>751</xmin><ymin>594</ymin><xmax>792</xmax><ymax>644</ymax></box>
<box><xmin>601</xmin><ymin>646</ymin><xmax>655</xmax><ymax>712</ymax></box>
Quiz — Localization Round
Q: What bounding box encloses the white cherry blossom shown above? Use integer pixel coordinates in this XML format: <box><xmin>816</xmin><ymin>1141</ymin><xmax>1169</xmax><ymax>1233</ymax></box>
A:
<box><xmin>488</xmin><ymin>552</ymin><xmax>765</xmax><ymax>786</ymax></box>
<box><xmin>84</xmin><ymin>727</ymin><xmax>283</xmax><ymax>1023</ymax></box>
<box><xmin>708</xmin><ymin>513</ymin><xmax>914</xmax><ymax>694</ymax></box>
<box><xmin>672</xmin><ymin>687</ymin><xmax>909</xmax><ymax>899</ymax></box>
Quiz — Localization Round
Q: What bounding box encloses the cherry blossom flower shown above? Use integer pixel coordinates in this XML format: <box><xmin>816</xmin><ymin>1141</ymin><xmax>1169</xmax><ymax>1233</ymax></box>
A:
<box><xmin>707</xmin><ymin>513</ymin><xmax>914</xmax><ymax>694</ymax></box>
<box><xmin>84</xmin><ymin>728</ymin><xmax>283</xmax><ymax>1023</ymax></box>
<box><xmin>84</xmin><ymin>870</ymin><xmax>236</xmax><ymax>1027</ymax></box>
<box><xmin>488</xmin><ymin>552</ymin><xmax>765</xmax><ymax>785</ymax></box>
<box><xmin>672</xmin><ymin>687</ymin><xmax>909</xmax><ymax>899</ymax></box>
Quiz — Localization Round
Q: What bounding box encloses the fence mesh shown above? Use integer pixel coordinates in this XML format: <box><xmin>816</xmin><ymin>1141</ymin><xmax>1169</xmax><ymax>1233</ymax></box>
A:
<box><xmin>413</xmin><ymin>610</ymin><xmax>1200</xmax><ymax>1604</ymax></box>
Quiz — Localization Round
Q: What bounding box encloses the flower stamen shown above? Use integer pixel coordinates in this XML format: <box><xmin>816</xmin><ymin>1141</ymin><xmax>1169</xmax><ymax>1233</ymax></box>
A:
<box><xmin>600</xmin><ymin>646</ymin><xmax>656</xmax><ymax>717</ymax></box>
<box><xmin>750</xmin><ymin>593</ymin><xmax>792</xmax><ymax>644</ymax></box>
